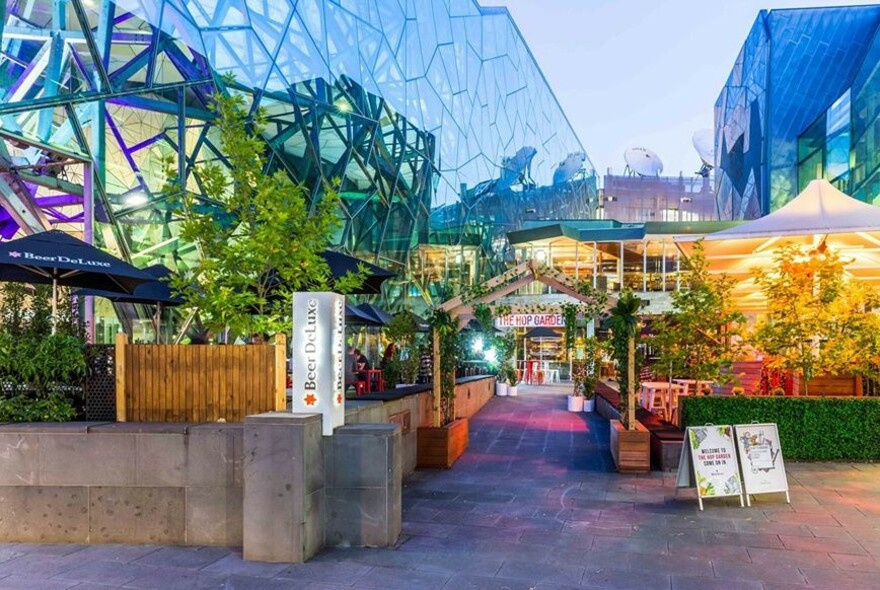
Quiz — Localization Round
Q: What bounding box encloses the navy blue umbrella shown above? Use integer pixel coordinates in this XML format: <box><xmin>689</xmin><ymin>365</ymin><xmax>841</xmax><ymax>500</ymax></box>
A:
<box><xmin>321</xmin><ymin>251</ymin><xmax>395</xmax><ymax>295</ymax></box>
<box><xmin>74</xmin><ymin>265</ymin><xmax>183</xmax><ymax>343</ymax></box>
<box><xmin>73</xmin><ymin>264</ymin><xmax>182</xmax><ymax>306</ymax></box>
<box><xmin>346</xmin><ymin>303</ymin><xmax>383</xmax><ymax>327</ymax></box>
<box><xmin>357</xmin><ymin>302</ymin><xmax>393</xmax><ymax>326</ymax></box>
<box><xmin>0</xmin><ymin>230</ymin><xmax>153</xmax><ymax>333</ymax></box>
<box><xmin>260</xmin><ymin>250</ymin><xmax>395</xmax><ymax>298</ymax></box>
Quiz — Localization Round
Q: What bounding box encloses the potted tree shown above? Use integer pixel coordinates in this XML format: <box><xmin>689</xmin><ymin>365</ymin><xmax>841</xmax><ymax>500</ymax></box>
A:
<box><xmin>604</xmin><ymin>291</ymin><xmax>650</xmax><ymax>473</ymax></box>
<box><xmin>493</xmin><ymin>330</ymin><xmax>516</xmax><ymax>396</ymax></box>
<box><xmin>418</xmin><ymin>309</ymin><xmax>469</xmax><ymax>468</ymax></box>
<box><xmin>580</xmin><ymin>336</ymin><xmax>607</xmax><ymax>412</ymax></box>
<box><xmin>568</xmin><ymin>359</ymin><xmax>585</xmax><ymax>411</ymax></box>
<box><xmin>384</xmin><ymin>314</ymin><xmax>422</xmax><ymax>387</ymax></box>
<box><xmin>495</xmin><ymin>361</ymin><xmax>510</xmax><ymax>396</ymax></box>
<box><xmin>753</xmin><ymin>244</ymin><xmax>880</xmax><ymax>394</ymax></box>
<box><xmin>652</xmin><ymin>241</ymin><xmax>746</xmax><ymax>404</ymax></box>
<box><xmin>568</xmin><ymin>364</ymin><xmax>585</xmax><ymax>411</ymax></box>
<box><xmin>507</xmin><ymin>365</ymin><xmax>520</xmax><ymax>396</ymax></box>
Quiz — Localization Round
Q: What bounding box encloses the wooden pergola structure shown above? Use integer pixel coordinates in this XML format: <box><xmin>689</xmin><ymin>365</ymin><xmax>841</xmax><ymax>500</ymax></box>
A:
<box><xmin>431</xmin><ymin>259</ymin><xmax>612</xmax><ymax>426</ymax></box>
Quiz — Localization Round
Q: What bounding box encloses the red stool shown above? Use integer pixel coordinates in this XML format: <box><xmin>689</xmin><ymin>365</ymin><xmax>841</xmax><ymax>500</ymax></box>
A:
<box><xmin>366</xmin><ymin>369</ymin><xmax>384</xmax><ymax>392</ymax></box>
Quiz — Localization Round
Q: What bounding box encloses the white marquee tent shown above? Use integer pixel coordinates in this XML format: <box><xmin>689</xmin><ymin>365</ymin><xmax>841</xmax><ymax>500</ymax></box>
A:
<box><xmin>675</xmin><ymin>179</ymin><xmax>880</xmax><ymax>309</ymax></box>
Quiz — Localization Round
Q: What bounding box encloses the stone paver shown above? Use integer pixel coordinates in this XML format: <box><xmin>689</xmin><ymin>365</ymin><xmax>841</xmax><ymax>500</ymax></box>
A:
<box><xmin>1</xmin><ymin>384</ymin><xmax>879</xmax><ymax>588</ymax></box>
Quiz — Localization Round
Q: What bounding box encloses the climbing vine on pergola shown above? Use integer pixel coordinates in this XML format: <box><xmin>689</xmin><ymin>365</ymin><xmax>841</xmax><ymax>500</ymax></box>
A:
<box><xmin>430</xmin><ymin>260</ymin><xmax>611</xmax><ymax>426</ymax></box>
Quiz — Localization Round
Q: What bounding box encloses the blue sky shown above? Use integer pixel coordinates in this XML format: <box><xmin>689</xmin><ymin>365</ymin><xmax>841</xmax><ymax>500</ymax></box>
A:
<box><xmin>503</xmin><ymin>0</ymin><xmax>878</xmax><ymax>180</ymax></box>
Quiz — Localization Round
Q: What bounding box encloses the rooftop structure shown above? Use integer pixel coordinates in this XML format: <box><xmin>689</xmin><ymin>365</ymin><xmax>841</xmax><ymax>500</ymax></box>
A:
<box><xmin>602</xmin><ymin>173</ymin><xmax>717</xmax><ymax>223</ymax></box>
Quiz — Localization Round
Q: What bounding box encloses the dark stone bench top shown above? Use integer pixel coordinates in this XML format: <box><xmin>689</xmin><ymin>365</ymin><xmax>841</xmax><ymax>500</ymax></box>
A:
<box><xmin>652</xmin><ymin>430</ymin><xmax>685</xmax><ymax>442</ymax></box>
<box><xmin>353</xmin><ymin>375</ymin><xmax>495</xmax><ymax>402</ymax></box>
<box><xmin>0</xmin><ymin>421</ymin><xmax>244</xmax><ymax>434</ymax></box>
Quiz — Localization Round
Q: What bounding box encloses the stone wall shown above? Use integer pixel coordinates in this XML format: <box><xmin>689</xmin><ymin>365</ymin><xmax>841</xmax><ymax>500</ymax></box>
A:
<box><xmin>0</xmin><ymin>376</ymin><xmax>494</xmax><ymax>560</ymax></box>
<box><xmin>345</xmin><ymin>376</ymin><xmax>495</xmax><ymax>476</ymax></box>
<box><xmin>0</xmin><ymin>422</ymin><xmax>243</xmax><ymax>545</ymax></box>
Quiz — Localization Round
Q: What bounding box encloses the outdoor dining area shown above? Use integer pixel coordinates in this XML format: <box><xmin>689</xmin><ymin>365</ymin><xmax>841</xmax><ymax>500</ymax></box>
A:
<box><xmin>638</xmin><ymin>378</ymin><xmax>713</xmax><ymax>425</ymax></box>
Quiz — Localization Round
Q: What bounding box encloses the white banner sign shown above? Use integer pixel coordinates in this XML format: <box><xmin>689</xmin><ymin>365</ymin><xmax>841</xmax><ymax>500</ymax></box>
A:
<box><xmin>494</xmin><ymin>313</ymin><xmax>564</xmax><ymax>328</ymax></box>
<box><xmin>291</xmin><ymin>292</ymin><xmax>345</xmax><ymax>435</ymax></box>
<box><xmin>734</xmin><ymin>423</ymin><xmax>790</xmax><ymax>505</ymax></box>
<box><xmin>677</xmin><ymin>425</ymin><xmax>744</xmax><ymax>510</ymax></box>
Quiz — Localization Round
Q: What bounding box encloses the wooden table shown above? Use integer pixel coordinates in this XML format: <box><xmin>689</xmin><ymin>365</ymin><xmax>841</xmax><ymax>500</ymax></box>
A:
<box><xmin>639</xmin><ymin>381</ymin><xmax>685</xmax><ymax>419</ymax></box>
<box><xmin>672</xmin><ymin>379</ymin><xmax>714</xmax><ymax>396</ymax></box>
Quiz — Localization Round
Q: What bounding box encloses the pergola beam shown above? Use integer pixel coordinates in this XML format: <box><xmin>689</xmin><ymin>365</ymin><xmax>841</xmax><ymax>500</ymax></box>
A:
<box><xmin>432</xmin><ymin>258</ymin><xmax>612</xmax><ymax>427</ymax></box>
<box><xmin>448</xmin><ymin>274</ymin><xmax>535</xmax><ymax>320</ymax></box>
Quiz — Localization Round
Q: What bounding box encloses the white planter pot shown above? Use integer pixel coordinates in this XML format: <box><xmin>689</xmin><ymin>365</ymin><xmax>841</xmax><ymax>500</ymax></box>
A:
<box><xmin>508</xmin><ymin>385</ymin><xmax>518</xmax><ymax>397</ymax></box>
<box><xmin>567</xmin><ymin>395</ymin><xmax>584</xmax><ymax>412</ymax></box>
<box><xmin>583</xmin><ymin>398</ymin><xmax>595</xmax><ymax>412</ymax></box>
<box><xmin>496</xmin><ymin>383</ymin><xmax>509</xmax><ymax>396</ymax></box>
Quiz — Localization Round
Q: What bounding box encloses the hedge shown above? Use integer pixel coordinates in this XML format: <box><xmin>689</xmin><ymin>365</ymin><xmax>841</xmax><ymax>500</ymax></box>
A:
<box><xmin>681</xmin><ymin>396</ymin><xmax>880</xmax><ymax>461</ymax></box>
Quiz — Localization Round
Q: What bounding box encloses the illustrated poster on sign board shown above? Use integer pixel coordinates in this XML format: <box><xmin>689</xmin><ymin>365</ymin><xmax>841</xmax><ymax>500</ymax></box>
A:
<box><xmin>678</xmin><ymin>425</ymin><xmax>744</xmax><ymax>510</ymax></box>
<box><xmin>734</xmin><ymin>423</ymin><xmax>790</xmax><ymax>506</ymax></box>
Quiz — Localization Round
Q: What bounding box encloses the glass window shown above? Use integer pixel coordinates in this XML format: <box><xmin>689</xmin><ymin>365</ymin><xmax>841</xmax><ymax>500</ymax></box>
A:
<box><xmin>826</xmin><ymin>131</ymin><xmax>850</xmax><ymax>182</ymax></box>
<box><xmin>798</xmin><ymin>114</ymin><xmax>826</xmax><ymax>163</ymax></box>
<box><xmin>827</xmin><ymin>90</ymin><xmax>851</xmax><ymax>136</ymax></box>
<box><xmin>798</xmin><ymin>149</ymin><xmax>824</xmax><ymax>193</ymax></box>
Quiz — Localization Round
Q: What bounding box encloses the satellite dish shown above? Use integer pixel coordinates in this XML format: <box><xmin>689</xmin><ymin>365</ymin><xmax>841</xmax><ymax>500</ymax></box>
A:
<box><xmin>624</xmin><ymin>147</ymin><xmax>663</xmax><ymax>177</ymax></box>
<box><xmin>553</xmin><ymin>151</ymin><xmax>586</xmax><ymax>185</ymax></box>
<box><xmin>498</xmin><ymin>146</ymin><xmax>537</xmax><ymax>191</ymax></box>
<box><xmin>692</xmin><ymin>129</ymin><xmax>715</xmax><ymax>177</ymax></box>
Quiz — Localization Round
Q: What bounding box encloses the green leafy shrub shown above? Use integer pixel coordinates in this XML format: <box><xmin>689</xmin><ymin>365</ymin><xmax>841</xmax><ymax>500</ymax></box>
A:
<box><xmin>0</xmin><ymin>334</ymin><xmax>87</xmax><ymax>396</ymax></box>
<box><xmin>0</xmin><ymin>283</ymin><xmax>87</xmax><ymax>421</ymax></box>
<box><xmin>681</xmin><ymin>396</ymin><xmax>880</xmax><ymax>461</ymax></box>
<box><xmin>0</xmin><ymin>392</ymin><xmax>76</xmax><ymax>422</ymax></box>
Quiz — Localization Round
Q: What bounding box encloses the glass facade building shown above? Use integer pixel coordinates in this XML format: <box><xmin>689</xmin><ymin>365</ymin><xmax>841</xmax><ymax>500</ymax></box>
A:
<box><xmin>715</xmin><ymin>5</ymin><xmax>880</xmax><ymax>219</ymax></box>
<box><xmin>0</xmin><ymin>0</ymin><xmax>595</xmax><ymax>338</ymax></box>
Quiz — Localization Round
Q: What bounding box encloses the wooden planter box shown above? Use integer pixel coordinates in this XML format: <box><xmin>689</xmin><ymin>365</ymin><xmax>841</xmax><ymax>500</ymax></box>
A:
<box><xmin>417</xmin><ymin>418</ymin><xmax>468</xmax><ymax>469</ymax></box>
<box><xmin>610</xmin><ymin>419</ymin><xmax>650</xmax><ymax>473</ymax></box>
<box><xmin>793</xmin><ymin>373</ymin><xmax>862</xmax><ymax>396</ymax></box>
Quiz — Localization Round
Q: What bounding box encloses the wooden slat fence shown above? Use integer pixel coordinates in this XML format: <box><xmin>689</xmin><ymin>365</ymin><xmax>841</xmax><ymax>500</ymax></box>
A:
<box><xmin>115</xmin><ymin>333</ymin><xmax>287</xmax><ymax>422</ymax></box>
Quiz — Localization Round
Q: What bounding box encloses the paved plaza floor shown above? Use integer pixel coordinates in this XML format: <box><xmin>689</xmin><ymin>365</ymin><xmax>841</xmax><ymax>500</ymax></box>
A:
<box><xmin>1</xmin><ymin>385</ymin><xmax>879</xmax><ymax>589</ymax></box>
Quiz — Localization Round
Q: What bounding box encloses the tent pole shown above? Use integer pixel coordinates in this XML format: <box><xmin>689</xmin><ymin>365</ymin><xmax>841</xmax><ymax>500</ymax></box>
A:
<box><xmin>83</xmin><ymin>162</ymin><xmax>95</xmax><ymax>343</ymax></box>
<box><xmin>51</xmin><ymin>277</ymin><xmax>57</xmax><ymax>335</ymax></box>
<box><xmin>154</xmin><ymin>303</ymin><xmax>162</xmax><ymax>343</ymax></box>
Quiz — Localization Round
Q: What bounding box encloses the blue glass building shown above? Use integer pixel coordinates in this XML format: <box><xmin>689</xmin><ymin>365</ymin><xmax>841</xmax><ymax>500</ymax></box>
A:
<box><xmin>0</xmin><ymin>0</ymin><xmax>594</xmax><ymax>336</ymax></box>
<box><xmin>715</xmin><ymin>5</ymin><xmax>880</xmax><ymax>219</ymax></box>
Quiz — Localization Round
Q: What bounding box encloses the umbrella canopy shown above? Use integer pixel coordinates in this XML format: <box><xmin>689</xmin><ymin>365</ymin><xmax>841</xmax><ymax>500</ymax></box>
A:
<box><xmin>73</xmin><ymin>264</ymin><xmax>183</xmax><ymax>306</ymax></box>
<box><xmin>357</xmin><ymin>302</ymin><xmax>393</xmax><ymax>326</ymax></box>
<box><xmin>0</xmin><ymin>230</ymin><xmax>153</xmax><ymax>292</ymax></box>
<box><xmin>524</xmin><ymin>326</ymin><xmax>562</xmax><ymax>339</ymax></box>
<box><xmin>346</xmin><ymin>303</ymin><xmax>384</xmax><ymax>327</ymax></box>
<box><xmin>676</xmin><ymin>179</ymin><xmax>880</xmax><ymax>309</ymax></box>
<box><xmin>0</xmin><ymin>230</ymin><xmax>154</xmax><ymax>333</ymax></box>
<box><xmin>260</xmin><ymin>250</ymin><xmax>395</xmax><ymax>298</ymax></box>
<box><xmin>463</xmin><ymin>318</ymin><xmax>501</xmax><ymax>333</ymax></box>
<box><xmin>394</xmin><ymin>310</ymin><xmax>430</xmax><ymax>332</ymax></box>
<box><xmin>321</xmin><ymin>250</ymin><xmax>395</xmax><ymax>295</ymax></box>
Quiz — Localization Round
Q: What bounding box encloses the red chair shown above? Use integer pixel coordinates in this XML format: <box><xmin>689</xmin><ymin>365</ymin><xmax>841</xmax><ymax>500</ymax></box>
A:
<box><xmin>527</xmin><ymin>360</ymin><xmax>541</xmax><ymax>384</ymax></box>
